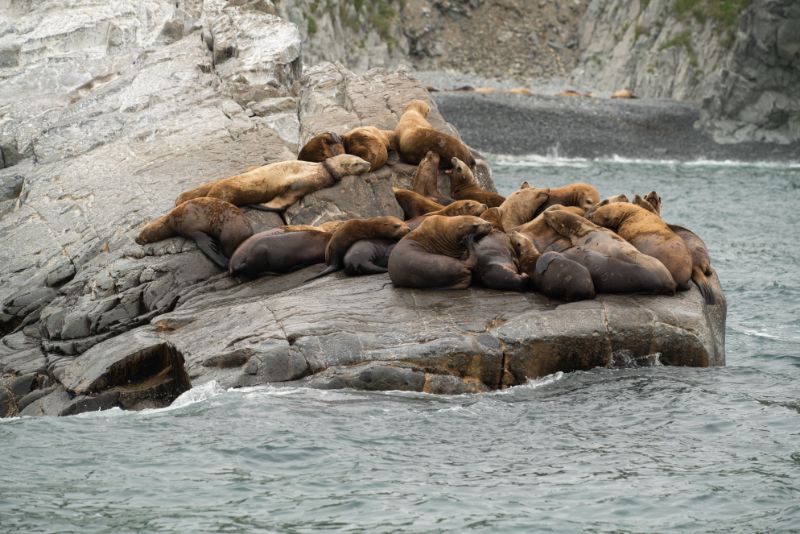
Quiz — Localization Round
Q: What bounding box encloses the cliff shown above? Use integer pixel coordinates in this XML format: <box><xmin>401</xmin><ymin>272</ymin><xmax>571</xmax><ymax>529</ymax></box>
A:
<box><xmin>0</xmin><ymin>0</ymin><xmax>726</xmax><ymax>418</ymax></box>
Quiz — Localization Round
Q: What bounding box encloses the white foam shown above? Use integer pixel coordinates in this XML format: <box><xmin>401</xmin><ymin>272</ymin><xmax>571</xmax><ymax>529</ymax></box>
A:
<box><xmin>487</xmin><ymin>152</ymin><xmax>800</xmax><ymax>169</ymax></box>
<box><xmin>169</xmin><ymin>380</ymin><xmax>226</xmax><ymax>408</ymax></box>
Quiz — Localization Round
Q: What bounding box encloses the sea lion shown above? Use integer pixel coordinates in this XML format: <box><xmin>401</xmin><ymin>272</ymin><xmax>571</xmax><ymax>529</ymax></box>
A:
<box><xmin>394</xmin><ymin>100</ymin><xmax>476</xmax><ymax>168</ymax></box>
<box><xmin>471</xmin><ymin>230</ymin><xmax>529</xmax><ymax>291</ymax></box>
<box><xmin>513</xmin><ymin>204</ymin><xmax>583</xmax><ymax>253</ymax></box>
<box><xmin>297</xmin><ymin>132</ymin><xmax>345</xmax><ymax>162</ymax></box>
<box><xmin>557</xmin><ymin>89</ymin><xmax>582</xmax><ymax>97</ymax></box>
<box><xmin>305</xmin><ymin>216</ymin><xmax>410</xmax><ymax>281</ymax></box>
<box><xmin>388</xmin><ymin>215</ymin><xmax>493</xmax><ymax>290</ymax></box>
<box><xmin>537</xmin><ymin>182</ymin><xmax>600</xmax><ymax>214</ymax></box>
<box><xmin>632</xmin><ymin>194</ymin><xmax>658</xmax><ymax>214</ymax></box>
<box><xmin>611</xmin><ymin>89</ymin><xmax>637</xmax><ymax>99</ymax></box>
<box><xmin>544</xmin><ymin>209</ymin><xmax>676</xmax><ymax>295</ymax></box>
<box><xmin>228</xmin><ymin>229</ymin><xmax>331</xmax><ymax>277</ymax></box>
<box><xmin>135</xmin><ymin>197</ymin><xmax>253</xmax><ymax>269</ymax></box>
<box><xmin>447</xmin><ymin>157</ymin><xmax>505</xmax><ymax>207</ymax></box>
<box><xmin>491</xmin><ymin>186</ymin><xmax>550</xmax><ymax>231</ymax></box>
<box><xmin>174</xmin><ymin>154</ymin><xmax>371</xmax><ymax>211</ymax></box>
<box><xmin>411</xmin><ymin>151</ymin><xmax>453</xmax><ymax>205</ymax></box>
<box><xmin>508</xmin><ymin>87</ymin><xmax>533</xmax><ymax>95</ymax></box>
<box><xmin>668</xmin><ymin>224</ymin><xmax>716</xmax><ymax>304</ymax></box>
<box><xmin>343</xmin><ymin>238</ymin><xmax>397</xmax><ymax>276</ymax></box>
<box><xmin>406</xmin><ymin>199</ymin><xmax>488</xmax><ymax>230</ymax></box>
<box><xmin>393</xmin><ymin>188</ymin><xmax>445</xmax><ymax>219</ymax></box>
<box><xmin>341</xmin><ymin>126</ymin><xmax>394</xmax><ymax>172</ymax></box>
<box><xmin>587</xmin><ymin>202</ymin><xmax>692</xmax><ymax>290</ymax></box>
<box><xmin>510</xmin><ymin>231</ymin><xmax>595</xmax><ymax>302</ymax></box>
<box><xmin>479</xmin><ymin>207</ymin><xmax>504</xmax><ymax>231</ymax></box>
<box><xmin>585</xmin><ymin>194</ymin><xmax>630</xmax><ymax>218</ymax></box>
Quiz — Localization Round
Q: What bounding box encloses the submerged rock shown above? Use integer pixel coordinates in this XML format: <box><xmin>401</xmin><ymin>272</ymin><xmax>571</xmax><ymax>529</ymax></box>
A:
<box><xmin>0</xmin><ymin>0</ymin><xmax>726</xmax><ymax>417</ymax></box>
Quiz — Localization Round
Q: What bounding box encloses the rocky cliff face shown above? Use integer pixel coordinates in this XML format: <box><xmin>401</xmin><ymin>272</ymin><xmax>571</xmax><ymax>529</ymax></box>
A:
<box><xmin>572</xmin><ymin>0</ymin><xmax>800</xmax><ymax>143</ymax></box>
<box><xmin>0</xmin><ymin>0</ymin><xmax>726</xmax><ymax>418</ymax></box>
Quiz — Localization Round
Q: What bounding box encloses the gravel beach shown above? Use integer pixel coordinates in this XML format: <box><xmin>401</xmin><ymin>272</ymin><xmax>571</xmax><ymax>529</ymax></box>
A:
<box><xmin>433</xmin><ymin>92</ymin><xmax>800</xmax><ymax>162</ymax></box>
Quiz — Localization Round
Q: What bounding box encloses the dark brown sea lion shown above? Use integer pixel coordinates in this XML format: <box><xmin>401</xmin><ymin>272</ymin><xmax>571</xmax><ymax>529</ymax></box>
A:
<box><xmin>343</xmin><ymin>239</ymin><xmax>397</xmax><ymax>276</ymax></box>
<box><xmin>514</xmin><ymin>205</ymin><xmax>584</xmax><ymax>253</ymax></box>
<box><xmin>411</xmin><ymin>151</ymin><xmax>453</xmax><ymax>205</ymax></box>
<box><xmin>447</xmin><ymin>157</ymin><xmax>505</xmax><ymax>207</ymax></box>
<box><xmin>471</xmin><ymin>230</ymin><xmax>529</xmax><ymax>291</ymax></box>
<box><xmin>306</xmin><ymin>216</ymin><xmax>411</xmax><ymax>281</ymax></box>
<box><xmin>388</xmin><ymin>215</ymin><xmax>493</xmax><ymax>290</ymax></box>
<box><xmin>510</xmin><ymin>231</ymin><xmax>595</xmax><ymax>302</ymax></box>
<box><xmin>174</xmin><ymin>154</ymin><xmax>371</xmax><ymax>210</ymax></box>
<box><xmin>406</xmin><ymin>199</ymin><xmax>488</xmax><ymax>230</ymax></box>
<box><xmin>588</xmin><ymin>203</ymin><xmax>692</xmax><ymax>290</ymax></box>
<box><xmin>491</xmin><ymin>186</ymin><xmax>550</xmax><ymax>231</ymax></box>
<box><xmin>394</xmin><ymin>100</ymin><xmax>476</xmax><ymax>168</ymax></box>
<box><xmin>341</xmin><ymin>126</ymin><xmax>394</xmax><ymax>172</ymax></box>
<box><xmin>135</xmin><ymin>197</ymin><xmax>253</xmax><ymax>269</ymax></box>
<box><xmin>544</xmin><ymin>209</ymin><xmax>676</xmax><ymax>295</ymax></box>
<box><xmin>297</xmin><ymin>132</ymin><xmax>345</xmax><ymax>162</ymax></box>
<box><xmin>228</xmin><ymin>229</ymin><xmax>331</xmax><ymax>277</ymax></box>
<box><xmin>393</xmin><ymin>188</ymin><xmax>445</xmax><ymax>219</ymax></box>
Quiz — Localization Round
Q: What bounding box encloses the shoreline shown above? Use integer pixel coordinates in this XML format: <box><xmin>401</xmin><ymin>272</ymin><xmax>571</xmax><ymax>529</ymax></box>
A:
<box><xmin>432</xmin><ymin>92</ymin><xmax>800</xmax><ymax>163</ymax></box>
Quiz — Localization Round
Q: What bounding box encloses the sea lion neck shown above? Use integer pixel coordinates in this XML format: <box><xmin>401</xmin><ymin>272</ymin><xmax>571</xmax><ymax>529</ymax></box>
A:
<box><xmin>322</xmin><ymin>159</ymin><xmax>342</xmax><ymax>182</ymax></box>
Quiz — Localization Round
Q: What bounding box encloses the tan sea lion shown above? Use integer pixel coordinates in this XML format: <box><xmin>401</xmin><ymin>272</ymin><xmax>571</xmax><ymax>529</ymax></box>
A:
<box><xmin>611</xmin><ymin>89</ymin><xmax>637</xmax><ymax>99</ymax></box>
<box><xmin>557</xmin><ymin>90</ymin><xmax>582</xmax><ymax>97</ymax></box>
<box><xmin>388</xmin><ymin>215</ymin><xmax>493</xmax><ymax>290</ymax></box>
<box><xmin>135</xmin><ymin>197</ymin><xmax>253</xmax><ymax>269</ymax></box>
<box><xmin>174</xmin><ymin>154</ymin><xmax>371</xmax><ymax>211</ymax></box>
<box><xmin>406</xmin><ymin>199</ymin><xmax>488</xmax><ymax>230</ymax></box>
<box><xmin>393</xmin><ymin>188</ymin><xmax>445</xmax><ymax>219</ymax></box>
<box><xmin>297</xmin><ymin>132</ymin><xmax>345</xmax><ymax>162</ymax></box>
<box><xmin>537</xmin><ymin>182</ymin><xmax>600</xmax><ymax>214</ymax></box>
<box><xmin>411</xmin><ymin>151</ymin><xmax>453</xmax><ymax>205</ymax></box>
<box><xmin>510</xmin><ymin>231</ymin><xmax>595</xmax><ymax>302</ymax></box>
<box><xmin>341</xmin><ymin>126</ymin><xmax>394</xmax><ymax>172</ymax></box>
<box><xmin>491</xmin><ymin>186</ymin><xmax>550</xmax><ymax>231</ymax></box>
<box><xmin>447</xmin><ymin>157</ymin><xmax>505</xmax><ymax>207</ymax></box>
<box><xmin>394</xmin><ymin>100</ymin><xmax>476</xmax><ymax>168</ymax></box>
<box><xmin>514</xmin><ymin>204</ymin><xmax>584</xmax><ymax>253</ymax></box>
<box><xmin>228</xmin><ymin>229</ymin><xmax>332</xmax><ymax>277</ymax></box>
<box><xmin>305</xmin><ymin>216</ymin><xmax>411</xmax><ymax>281</ymax></box>
<box><xmin>479</xmin><ymin>207</ymin><xmax>504</xmax><ymax>230</ymax></box>
<box><xmin>472</xmin><ymin>230</ymin><xmax>529</xmax><ymax>291</ymax></box>
<box><xmin>544</xmin><ymin>209</ymin><xmax>676</xmax><ymax>294</ymax></box>
<box><xmin>587</xmin><ymin>202</ymin><xmax>692</xmax><ymax>290</ymax></box>
<box><xmin>508</xmin><ymin>87</ymin><xmax>533</xmax><ymax>95</ymax></box>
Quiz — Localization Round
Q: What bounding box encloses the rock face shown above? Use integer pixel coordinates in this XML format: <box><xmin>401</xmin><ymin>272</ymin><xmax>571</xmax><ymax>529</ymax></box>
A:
<box><xmin>573</xmin><ymin>0</ymin><xmax>800</xmax><ymax>144</ymax></box>
<box><xmin>0</xmin><ymin>0</ymin><xmax>726</xmax><ymax>417</ymax></box>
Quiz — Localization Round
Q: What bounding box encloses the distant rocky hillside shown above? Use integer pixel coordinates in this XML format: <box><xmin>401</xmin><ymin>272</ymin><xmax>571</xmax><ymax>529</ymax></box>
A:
<box><xmin>273</xmin><ymin>0</ymin><xmax>799</xmax><ymax>145</ymax></box>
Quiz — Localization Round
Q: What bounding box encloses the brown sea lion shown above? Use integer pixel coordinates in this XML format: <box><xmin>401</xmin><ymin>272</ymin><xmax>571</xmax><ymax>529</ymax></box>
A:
<box><xmin>411</xmin><ymin>151</ymin><xmax>453</xmax><ymax>205</ymax></box>
<box><xmin>557</xmin><ymin>89</ymin><xmax>582</xmax><ymax>97</ymax></box>
<box><xmin>305</xmin><ymin>216</ymin><xmax>411</xmax><ymax>281</ymax></box>
<box><xmin>611</xmin><ymin>89</ymin><xmax>637</xmax><ymax>99</ymax></box>
<box><xmin>479</xmin><ymin>207</ymin><xmax>504</xmax><ymax>230</ymax></box>
<box><xmin>537</xmin><ymin>182</ymin><xmax>600</xmax><ymax>214</ymax></box>
<box><xmin>341</xmin><ymin>126</ymin><xmax>394</xmax><ymax>172</ymax></box>
<box><xmin>174</xmin><ymin>154</ymin><xmax>371</xmax><ymax>210</ymax></box>
<box><xmin>297</xmin><ymin>132</ymin><xmax>345</xmax><ymax>162</ymax></box>
<box><xmin>588</xmin><ymin>203</ymin><xmax>692</xmax><ymax>290</ymax></box>
<box><xmin>228</xmin><ymin>229</ymin><xmax>331</xmax><ymax>277</ymax></box>
<box><xmin>632</xmin><ymin>194</ymin><xmax>658</xmax><ymax>214</ymax></box>
<box><xmin>508</xmin><ymin>87</ymin><xmax>533</xmax><ymax>95</ymax></box>
<box><xmin>393</xmin><ymin>188</ymin><xmax>445</xmax><ymax>219</ymax></box>
<box><xmin>447</xmin><ymin>157</ymin><xmax>505</xmax><ymax>207</ymax></box>
<box><xmin>388</xmin><ymin>215</ymin><xmax>493</xmax><ymax>290</ymax></box>
<box><xmin>406</xmin><ymin>199</ymin><xmax>488</xmax><ymax>230</ymax></box>
<box><xmin>394</xmin><ymin>100</ymin><xmax>476</xmax><ymax>168</ymax></box>
<box><xmin>510</xmin><ymin>231</ymin><xmax>595</xmax><ymax>302</ymax></box>
<box><xmin>544</xmin><ymin>209</ymin><xmax>676</xmax><ymax>295</ymax></box>
<box><xmin>491</xmin><ymin>186</ymin><xmax>550</xmax><ymax>231</ymax></box>
<box><xmin>135</xmin><ymin>197</ymin><xmax>253</xmax><ymax>269</ymax></box>
<box><xmin>472</xmin><ymin>230</ymin><xmax>529</xmax><ymax>291</ymax></box>
<box><xmin>343</xmin><ymin>239</ymin><xmax>397</xmax><ymax>276</ymax></box>
<box><xmin>514</xmin><ymin>204</ymin><xmax>583</xmax><ymax>253</ymax></box>
<box><xmin>585</xmin><ymin>194</ymin><xmax>631</xmax><ymax>218</ymax></box>
<box><xmin>668</xmin><ymin>224</ymin><xmax>716</xmax><ymax>304</ymax></box>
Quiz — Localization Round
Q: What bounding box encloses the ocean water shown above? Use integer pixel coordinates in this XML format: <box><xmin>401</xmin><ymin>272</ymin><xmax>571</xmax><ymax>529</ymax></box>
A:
<box><xmin>2</xmin><ymin>157</ymin><xmax>799</xmax><ymax>533</ymax></box>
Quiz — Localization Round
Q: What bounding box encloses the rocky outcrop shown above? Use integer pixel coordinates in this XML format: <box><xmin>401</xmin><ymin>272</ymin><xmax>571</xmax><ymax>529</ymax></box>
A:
<box><xmin>0</xmin><ymin>0</ymin><xmax>726</xmax><ymax>417</ymax></box>
<box><xmin>573</xmin><ymin>0</ymin><xmax>800</xmax><ymax>144</ymax></box>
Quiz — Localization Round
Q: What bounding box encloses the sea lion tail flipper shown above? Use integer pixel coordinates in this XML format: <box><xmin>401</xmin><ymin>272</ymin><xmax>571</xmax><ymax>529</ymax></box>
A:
<box><xmin>247</xmin><ymin>203</ymin><xmax>283</xmax><ymax>213</ymax></box>
<box><xmin>355</xmin><ymin>261</ymin><xmax>389</xmax><ymax>275</ymax></box>
<box><xmin>303</xmin><ymin>264</ymin><xmax>341</xmax><ymax>283</ymax></box>
<box><xmin>692</xmin><ymin>267</ymin><xmax>716</xmax><ymax>305</ymax></box>
<box><xmin>190</xmin><ymin>232</ymin><xmax>229</xmax><ymax>269</ymax></box>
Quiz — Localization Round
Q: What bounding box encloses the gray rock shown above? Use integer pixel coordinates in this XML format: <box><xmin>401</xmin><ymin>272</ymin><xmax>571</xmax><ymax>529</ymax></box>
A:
<box><xmin>20</xmin><ymin>386</ymin><xmax>72</xmax><ymax>417</ymax></box>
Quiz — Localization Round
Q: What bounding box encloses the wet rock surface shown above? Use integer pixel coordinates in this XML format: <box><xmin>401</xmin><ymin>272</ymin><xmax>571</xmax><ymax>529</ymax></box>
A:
<box><xmin>0</xmin><ymin>0</ymin><xmax>726</xmax><ymax>417</ymax></box>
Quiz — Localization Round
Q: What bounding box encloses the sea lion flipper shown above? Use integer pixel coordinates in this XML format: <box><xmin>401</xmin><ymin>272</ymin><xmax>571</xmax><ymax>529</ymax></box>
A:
<box><xmin>692</xmin><ymin>267</ymin><xmax>716</xmax><ymax>305</ymax></box>
<box><xmin>535</xmin><ymin>252</ymin><xmax>558</xmax><ymax>275</ymax></box>
<box><xmin>189</xmin><ymin>232</ymin><xmax>229</xmax><ymax>269</ymax></box>
<box><xmin>303</xmin><ymin>264</ymin><xmax>341</xmax><ymax>283</ymax></box>
<box><xmin>246</xmin><ymin>203</ymin><xmax>283</xmax><ymax>213</ymax></box>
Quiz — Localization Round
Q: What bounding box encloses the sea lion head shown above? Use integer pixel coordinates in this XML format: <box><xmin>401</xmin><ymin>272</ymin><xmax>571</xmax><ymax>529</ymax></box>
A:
<box><xmin>326</xmin><ymin>154</ymin><xmax>372</xmax><ymax>176</ymax></box>
<box><xmin>509</xmin><ymin>230</ymin><xmax>537</xmax><ymax>258</ymax></box>
<box><xmin>451</xmin><ymin>215</ymin><xmax>493</xmax><ymax>241</ymax></box>
<box><xmin>446</xmin><ymin>157</ymin><xmax>476</xmax><ymax>183</ymax></box>
<box><xmin>438</xmin><ymin>199</ymin><xmax>488</xmax><ymax>217</ymax></box>
<box><xmin>369</xmin><ymin>215</ymin><xmax>412</xmax><ymax>239</ymax></box>
<box><xmin>404</xmin><ymin>99</ymin><xmax>430</xmax><ymax>117</ymax></box>
<box><xmin>421</xmin><ymin>150</ymin><xmax>440</xmax><ymax>168</ymax></box>
<box><xmin>572</xmin><ymin>183</ymin><xmax>601</xmax><ymax>211</ymax></box>
<box><xmin>585</xmin><ymin>194</ymin><xmax>627</xmax><ymax>218</ymax></box>
<box><xmin>643</xmin><ymin>191</ymin><xmax>661</xmax><ymax>214</ymax></box>
<box><xmin>543</xmin><ymin>209</ymin><xmax>592</xmax><ymax>238</ymax></box>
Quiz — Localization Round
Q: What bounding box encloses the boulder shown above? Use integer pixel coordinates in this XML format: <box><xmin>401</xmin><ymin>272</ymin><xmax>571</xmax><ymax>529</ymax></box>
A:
<box><xmin>0</xmin><ymin>0</ymin><xmax>726</xmax><ymax>417</ymax></box>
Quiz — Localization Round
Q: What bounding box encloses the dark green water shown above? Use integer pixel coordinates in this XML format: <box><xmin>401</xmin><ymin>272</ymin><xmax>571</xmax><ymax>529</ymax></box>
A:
<box><xmin>2</xmin><ymin>157</ymin><xmax>799</xmax><ymax>533</ymax></box>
